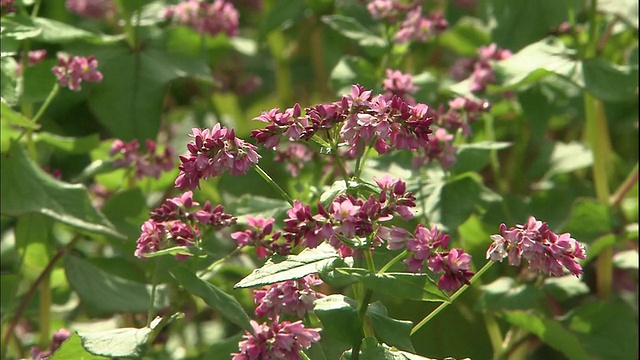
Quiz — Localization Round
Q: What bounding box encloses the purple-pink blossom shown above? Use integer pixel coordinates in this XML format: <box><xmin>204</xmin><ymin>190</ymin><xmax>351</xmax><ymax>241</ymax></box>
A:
<box><xmin>1</xmin><ymin>0</ymin><xmax>16</xmax><ymax>15</ymax></box>
<box><xmin>394</xmin><ymin>7</ymin><xmax>448</xmax><ymax>44</ymax></box>
<box><xmin>66</xmin><ymin>0</ymin><xmax>115</xmax><ymax>18</ymax></box>
<box><xmin>486</xmin><ymin>216</ymin><xmax>586</xmax><ymax>277</ymax></box>
<box><xmin>175</xmin><ymin>124</ymin><xmax>261</xmax><ymax>190</ymax></box>
<box><xmin>253</xmin><ymin>275</ymin><xmax>324</xmax><ymax>319</ymax></box>
<box><xmin>31</xmin><ymin>328</ymin><xmax>71</xmax><ymax>360</ymax></box>
<box><xmin>51</xmin><ymin>53</ymin><xmax>103</xmax><ymax>91</ymax></box>
<box><xmin>231</xmin><ymin>216</ymin><xmax>289</xmax><ymax>258</ymax></box>
<box><xmin>165</xmin><ymin>0</ymin><xmax>239</xmax><ymax>37</ymax></box>
<box><xmin>232</xmin><ymin>317</ymin><xmax>321</xmax><ymax>360</ymax></box>
<box><xmin>383</xmin><ymin>69</ymin><xmax>419</xmax><ymax>104</ymax></box>
<box><xmin>110</xmin><ymin>139</ymin><xmax>175</xmax><ymax>180</ymax></box>
<box><xmin>450</xmin><ymin>43</ymin><xmax>512</xmax><ymax>93</ymax></box>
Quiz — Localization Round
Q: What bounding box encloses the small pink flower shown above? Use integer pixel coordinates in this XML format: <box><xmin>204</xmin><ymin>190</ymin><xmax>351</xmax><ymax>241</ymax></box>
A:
<box><xmin>66</xmin><ymin>0</ymin><xmax>115</xmax><ymax>18</ymax></box>
<box><xmin>52</xmin><ymin>53</ymin><xmax>103</xmax><ymax>91</ymax></box>
<box><xmin>232</xmin><ymin>317</ymin><xmax>321</xmax><ymax>360</ymax></box>
<box><xmin>165</xmin><ymin>0</ymin><xmax>239</xmax><ymax>37</ymax></box>
<box><xmin>253</xmin><ymin>275</ymin><xmax>324</xmax><ymax>319</ymax></box>
<box><xmin>110</xmin><ymin>138</ymin><xmax>176</xmax><ymax>180</ymax></box>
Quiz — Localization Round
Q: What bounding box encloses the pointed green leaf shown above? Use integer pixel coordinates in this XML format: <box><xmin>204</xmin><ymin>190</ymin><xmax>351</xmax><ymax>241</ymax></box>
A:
<box><xmin>1</xmin><ymin>14</ymin><xmax>122</xmax><ymax>43</ymax></box>
<box><xmin>1</xmin><ymin>102</ymin><xmax>40</xmax><ymax>129</ymax></box>
<box><xmin>452</xmin><ymin>141</ymin><xmax>512</xmax><ymax>174</ymax></box>
<box><xmin>34</xmin><ymin>133</ymin><xmax>100</xmax><ymax>154</ymax></box>
<box><xmin>542</xmin><ymin>276</ymin><xmax>590</xmax><ymax>301</ymax></box>
<box><xmin>0</xmin><ymin>141</ymin><xmax>124</xmax><ymax>239</ymax></box>
<box><xmin>77</xmin><ymin>318</ymin><xmax>167</xmax><ymax>358</ymax></box>
<box><xmin>64</xmin><ymin>255</ymin><xmax>169</xmax><ymax>315</ymax></box>
<box><xmin>170</xmin><ymin>266</ymin><xmax>251</xmax><ymax>330</ymax></box>
<box><xmin>321</xmin><ymin>15</ymin><xmax>387</xmax><ymax>48</ymax></box>
<box><xmin>234</xmin><ymin>243</ymin><xmax>340</xmax><ymax>288</ymax></box>
<box><xmin>50</xmin><ymin>334</ymin><xmax>106</xmax><ymax>360</ymax></box>
<box><xmin>329</xmin><ymin>56</ymin><xmax>378</xmax><ymax>96</ymax></box>
<box><xmin>561</xmin><ymin>198</ymin><xmax>617</xmax><ymax>243</ymax></box>
<box><xmin>367</xmin><ymin>302</ymin><xmax>415</xmax><ymax>352</ymax></box>
<box><xmin>501</xmin><ymin>310</ymin><xmax>591</xmax><ymax>360</ymax></box>
<box><xmin>336</xmin><ymin>268</ymin><xmax>450</xmax><ymax>302</ymax></box>
<box><xmin>1</xmin><ymin>57</ymin><xmax>19</xmax><ymax>106</ymax></box>
<box><xmin>479</xmin><ymin>277</ymin><xmax>544</xmax><ymax>311</ymax></box>
<box><xmin>613</xmin><ymin>249</ymin><xmax>639</xmax><ymax>269</ymax></box>
<box><xmin>313</xmin><ymin>294</ymin><xmax>362</xmax><ymax>345</ymax></box>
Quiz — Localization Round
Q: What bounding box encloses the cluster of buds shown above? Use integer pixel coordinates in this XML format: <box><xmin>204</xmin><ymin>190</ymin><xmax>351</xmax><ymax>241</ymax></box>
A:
<box><xmin>282</xmin><ymin>175</ymin><xmax>416</xmax><ymax>257</ymax></box>
<box><xmin>429</xmin><ymin>96</ymin><xmax>490</xmax><ymax>137</ymax></box>
<box><xmin>232</xmin><ymin>317</ymin><xmax>321</xmax><ymax>360</ymax></box>
<box><xmin>450</xmin><ymin>43</ymin><xmax>512</xmax><ymax>93</ymax></box>
<box><xmin>175</xmin><ymin>124</ymin><xmax>261</xmax><ymax>190</ymax></box>
<box><xmin>231</xmin><ymin>216</ymin><xmax>289</xmax><ymax>258</ymax></box>
<box><xmin>411</xmin><ymin>127</ymin><xmax>457</xmax><ymax>170</ymax></box>
<box><xmin>273</xmin><ymin>143</ymin><xmax>316</xmax><ymax>177</ymax></box>
<box><xmin>31</xmin><ymin>329</ymin><xmax>71</xmax><ymax>360</ymax></box>
<box><xmin>135</xmin><ymin>191</ymin><xmax>236</xmax><ymax>259</ymax></box>
<box><xmin>51</xmin><ymin>53</ymin><xmax>103</xmax><ymax>91</ymax></box>
<box><xmin>66</xmin><ymin>0</ymin><xmax>115</xmax><ymax>19</ymax></box>
<box><xmin>383</xmin><ymin>68</ymin><xmax>419</xmax><ymax>104</ymax></box>
<box><xmin>16</xmin><ymin>49</ymin><xmax>47</xmax><ymax>76</ymax></box>
<box><xmin>394</xmin><ymin>7</ymin><xmax>448</xmax><ymax>44</ymax></box>
<box><xmin>253</xmin><ymin>275</ymin><xmax>324</xmax><ymax>319</ymax></box>
<box><xmin>1</xmin><ymin>0</ymin><xmax>15</xmax><ymax>15</ymax></box>
<box><xmin>486</xmin><ymin>216</ymin><xmax>586</xmax><ymax>277</ymax></box>
<box><xmin>380</xmin><ymin>224</ymin><xmax>474</xmax><ymax>292</ymax></box>
<box><xmin>165</xmin><ymin>0</ymin><xmax>239</xmax><ymax>37</ymax></box>
<box><xmin>252</xmin><ymin>85</ymin><xmax>433</xmax><ymax>158</ymax></box>
<box><xmin>109</xmin><ymin>139</ymin><xmax>175</xmax><ymax>180</ymax></box>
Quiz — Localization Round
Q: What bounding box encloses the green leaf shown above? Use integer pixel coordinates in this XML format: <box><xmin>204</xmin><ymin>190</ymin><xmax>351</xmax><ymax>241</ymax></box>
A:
<box><xmin>564</xmin><ymin>301</ymin><xmax>638</xmax><ymax>360</ymax></box>
<box><xmin>1</xmin><ymin>57</ymin><xmax>19</xmax><ymax>106</ymax></box>
<box><xmin>313</xmin><ymin>294</ymin><xmax>362</xmax><ymax>345</ymax></box>
<box><xmin>260</xmin><ymin>0</ymin><xmax>308</xmax><ymax>35</ymax></box>
<box><xmin>50</xmin><ymin>334</ymin><xmax>106</xmax><ymax>360</ymax></box>
<box><xmin>100</xmin><ymin>188</ymin><xmax>148</xmax><ymax>240</ymax></box>
<box><xmin>451</xmin><ymin>141</ymin><xmax>512</xmax><ymax>174</ymax></box>
<box><xmin>72</xmin><ymin>159</ymin><xmax>117</xmax><ymax>183</ymax></box>
<box><xmin>367</xmin><ymin>302</ymin><xmax>415</xmax><ymax>352</ymax></box>
<box><xmin>64</xmin><ymin>254</ymin><xmax>168</xmax><ymax>315</ymax></box>
<box><xmin>0</xmin><ymin>141</ymin><xmax>123</xmax><ymax>239</ymax></box>
<box><xmin>329</xmin><ymin>56</ymin><xmax>378</xmax><ymax>96</ymax></box>
<box><xmin>612</xmin><ymin>249</ymin><xmax>639</xmax><ymax>269</ymax></box>
<box><xmin>501</xmin><ymin>310</ymin><xmax>592</xmax><ymax>360</ymax></box>
<box><xmin>170</xmin><ymin>266</ymin><xmax>251</xmax><ymax>330</ymax></box>
<box><xmin>234</xmin><ymin>243</ymin><xmax>340</xmax><ymax>288</ymax></box>
<box><xmin>89</xmin><ymin>46</ymin><xmax>211</xmax><ymax>142</ymax></box>
<box><xmin>542</xmin><ymin>276</ymin><xmax>590</xmax><ymax>301</ymax></box>
<box><xmin>598</xmin><ymin>0</ymin><xmax>638</xmax><ymax>28</ymax></box>
<box><xmin>77</xmin><ymin>317</ymin><xmax>166</xmax><ymax>358</ymax></box>
<box><xmin>423</xmin><ymin>174</ymin><xmax>501</xmax><ymax>231</ymax></box>
<box><xmin>230</xmin><ymin>194</ymin><xmax>291</xmax><ymax>221</ymax></box>
<box><xmin>345</xmin><ymin>338</ymin><xmax>440</xmax><ymax>360</ymax></box>
<box><xmin>439</xmin><ymin>17</ymin><xmax>490</xmax><ymax>56</ymax></box>
<box><xmin>478</xmin><ymin>277</ymin><xmax>544</xmax><ymax>311</ymax></box>
<box><xmin>561</xmin><ymin>198</ymin><xmax>617</xmax><ymax>243</ymax></box>
<box><xmin>321</xmin><ymin>15</ymin><xmax>387</xmax><ymax>49</ymax></box>
<box><xmin>336</xmin><ymin>268</ymin><xmax>449</xmax><ymax>302</ymax></box>
<box><xmin>34</xmin><ymin>132</ymin><xmax>100</xmax><ymax>154</ymax></box>
<box><xmin>1</xmin><ymin>102</ymin><xmax>40</xmax><ymax>130</ymax></box>
<box><xmin>15</xmin><ymin>213</ymin><xmax>53</xmax><ymax>280</ymax></box>
<box><xmin>582</xmin><ymin>57</ymin><xmax>638</xmax><ymax>102</ymax></box>
<box><xmin>543</xmin><ymin>141</ymin><xmax>593</xmax><ymax>179</ymax></box>
<box><xmin>1</xmin><ymin>14</ymin><xmax>122</xmax><ymax>43</ymax></box>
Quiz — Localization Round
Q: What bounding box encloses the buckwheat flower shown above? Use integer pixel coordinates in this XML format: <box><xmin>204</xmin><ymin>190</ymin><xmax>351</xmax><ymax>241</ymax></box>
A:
<box><xmin>254</xmin><ymin>275</ymin><xmax>324</xmax><ymax>319</ymax></box>
<box><xmin>412</xmin><ymin>127</ymin><xmax>457</xmax><ymax>169</ymax></box>
<box><xmin>487</xmin><ymin>216</ymin><xmax>586</xmax><ymax>277</ymax></box>
<box><xmin>274</xmin><ymin>143</ymin><xmax>315</xmax><ymax>177</ymax></box>
<box><xmin>110</xmin><ymin>139</ymin><xmax>176</xmax><ymax>180</ymax></box>
<box><xmin>404</xmin><ymin>225</ymin><xmax>450</xmax><ymax>272</ymax></box>
<box><xmin>135</xmin><ymin>220</ymin><xmax>167</xmax><ymax>258</ymax></box>
<box><xmin>394</xmin><ymin>7</ymin><xmax>448</xmax><ymax>44</ymax></box>
<box><xmin>429</xmin><ymin>249</ymin><xmax>474</xmax><ymax>291</ymax></box>
<box><xmin>1</xmin><ymin>0</ymin><xmax>16</xmax><ymax>15</ymax></box>
<box><xmin>367</xmin><ymin>0</ymin><xmax>399</xmax><ymax>20</ymax></box>
<box><xmin>52</xmin><ymin>54</ymin><xmax>103</xmax><ymax>91</ymax></box>
<box><xmin>165</xmin><ymin>0</ymin><xmax>239</xmax><ymax>37</ymax></box>
<box><xmin>231</xmin><ymin>216</ymin><xmax>288</xmax><ymax>258</ymax></box>
<box><xmin>175</xmin><ymin>124</ymin><xmax>260</xmax><ymax>190</ymax></box>
<box><xmin>66</xmin><ymin>0</ymin><xmax>115</xmax><ymax>18</ymax></box>
<box><xmin>383</xmin><ymin>69</ymin><xmax>419</xmax><ymax>104</ymax></box>
<box><xmin>233</xmin><ymin>318</ymin><xmax>321</xmax><ymax>360</ymax></box>
<box><xmin>31</xmin><ymin>328</ymin><xmax>71</xmax><ymax>360</ymax></box>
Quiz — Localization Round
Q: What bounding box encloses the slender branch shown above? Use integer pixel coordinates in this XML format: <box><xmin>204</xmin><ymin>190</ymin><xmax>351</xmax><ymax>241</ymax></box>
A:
<box><xmin>253</xmin><ymin>164</ymin><xmax>294</xmax><ymax>206</ymax></box>
<box><xmin>411</xmin><ymin>260</ymin><xmax>494</xmax><ymax>335</ymax></box>
<box><xmin>378</xmin><ymin>250</ymin><xmax>408</xmax><ymax>274</ymax></box>
<box><xmin>610</xmin><ymin>163</ymin><xmax>638</xmax><ymax>207</ymax></box>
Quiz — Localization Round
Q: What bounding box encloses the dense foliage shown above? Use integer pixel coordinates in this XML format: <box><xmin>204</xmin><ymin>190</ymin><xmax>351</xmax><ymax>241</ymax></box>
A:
<box><xmin>1</xmin><ymin>0</ymin><xmax>638</xmax><ymax>359</ymax></box>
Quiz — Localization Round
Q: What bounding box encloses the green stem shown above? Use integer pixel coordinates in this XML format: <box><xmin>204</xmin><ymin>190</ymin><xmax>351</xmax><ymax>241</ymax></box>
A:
<box><xmin>610</xmin><ymin>163</ymin><xmax>638</xmax><ymax>207</ymax></box>
<box><xmin>378</xmin><ymin>250</ymin><xmax>408</xmax><ymax>274</ymax></box>
<box><xmin>203</xmin><ymin>246</ymin><xmax>242</xmax><ymax>273</ymax></box>
<box><xmin>253</xmin><ymin>164</ymin><xmax>294</xmax><ymax>206</ymax></box>
<box><xmin>31</xmin><ymin>84</ymin><xmax>60</xmax><ymax>125</ymax></box>
<box><xmin>411</xmin><ymin>261</ymin><xmax>494</xmax><ymax>335</ymax></box>
<box><xmin>115</xmin><ymin>0</ymin><xmax>136</xmax><ymax>49</ymax></box>
<box><xmin>30</xmin><ymin>0</ymin><xmax>42</xmax><ymax>17</ymax></box>
<box><xmin>2</xmin><ymin>237</ymin><xmax>80</xmax><ymax>359</ymax></box>
<box><xmin>38</xmin><ymin>276</ymin><xmax>51</xmax><ymax>349</ymax></box>
<box><xmin>146</xmin><ymin>262</ymin><xmax>161</xmax><ymax>327</ymax></box>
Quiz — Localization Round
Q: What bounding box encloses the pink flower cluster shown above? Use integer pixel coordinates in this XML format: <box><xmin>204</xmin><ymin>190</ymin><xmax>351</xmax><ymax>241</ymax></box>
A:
<box><xmin>430</xmin><ymin>96</ymin><xmax>490</xmax><ymax>137</ymax></box>
<box><xmin>486</xmin><ymin>216</ymin><xmax>586</xmax><ymax>277</ymax></box>
<box><xmin>253</xmin><ymin>275</ymin><xmax>324</xmax><ymax>319</ymax></box>
<box><xmin>383</xmin><ymin>69</ymin><xmax>419</xmax><ymax>104</ymax></box>
<box><xmin>165</xmin><ymin>0</ymin><xmax>239</xmax><ymax>37</ymax></box>
<box><xmin>31</xmin><ymin>328</ymin><xmax>71</xmax><ymax>360</ymax></box>
<box><xmin>394</xmin><ymin>7</ymin><xmax>448</xmax><ymax>44</ymax></box>
<box><xmin>450</xmin><ymin>43</ymin><xmax>512</xmax><ymax>93</ymax></box>
<box><xmin>231</xmin><ymin>216</ymin><xmax>289</xmax><ymax>258</ymax></box>
<box><xmin>252</xmin><ymin>85</ymin><xmax>433</xmax><ymax>158</ymax></box>
<box><xmin>380</xmin><ymin>224</ymin><xmax>474</xmax><ymax>292</ymax></box>
<box><xmin>1</xmin><ymin>0</ymin><xmax>15</xmax><ymax>15</ymax></box>
<box><xmin>175</xmin><ymin>124</ymin><xmax>261</xmax><ymax>190</ymax></box>
<box><xmin>51</xmin><ymin>53</ymin><xmax>103</xmax><ymax>91</ymax></box>
<box><xmin>282</xmin><ymin>175</ymin><xmax>416</xmax><ymax>257</ymax></box>
<box><xmin>135</xmin><ymin>191</ymin><xmax>236</xmax><ymax>259</ymax></box>
<box><xmin>109</xmin><ymin>139</ymin><xmax>175</xmax><ymax>180</ymax></box>
<box><xmin>412</xmin><ymin>127</ymin><xmax>457</xmax><ymax>169</ymax></box>
<box><xmin>232</xmin><ymin>317</ymin><xmax>321</xmax><ymax>360</ymax></box>
<box><xmin>66</xmin><ymin>0</ymin><xmax>115</xmax><ymax>18</ymax></box>
<box><xmin>273</xmin><ymin>143</ymin><xmax>315</xmax><ymax>177</ymax></box>
<box><xmin>16</xmin><ymin>49</ymin><xmax>47</xmax><ymax>75</ymax></box>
